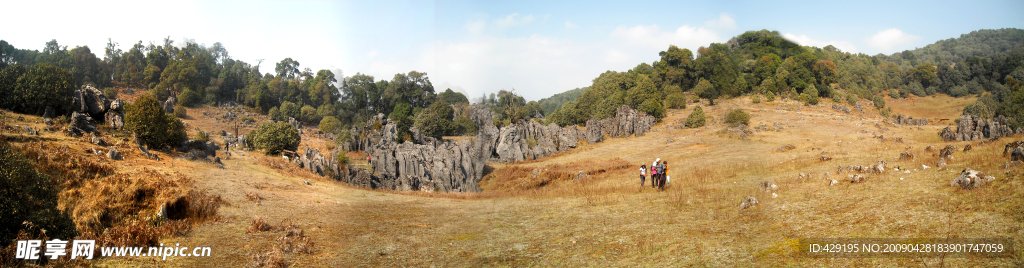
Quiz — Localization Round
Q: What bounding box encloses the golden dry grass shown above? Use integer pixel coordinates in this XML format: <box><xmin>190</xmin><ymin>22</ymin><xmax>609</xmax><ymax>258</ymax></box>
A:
<box><xmin>3</xmin><ymin>93</ymin><xmax>1022</xmax><ymax>267</ymax></box>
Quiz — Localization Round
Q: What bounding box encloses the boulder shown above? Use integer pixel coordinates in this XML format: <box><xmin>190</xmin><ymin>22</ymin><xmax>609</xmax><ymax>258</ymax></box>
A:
<box><xmin>163</xmin><ymin>97</ymin><xmax>176</xmax><ymax>114</ymax></box>
<box><xmin>67</xmin><ymin>111</ymin><xmax>96</xmax><ymax>136</ymax></box>
<box><xmin>585</xmin><ymin>117</ymin><xmax>603</xmax><ymax>144</ymax></box>
<box><xmin>939</xmin><ymin>145</ymin><xmax>957</xmax><ymax>159</ymax></box>
<box><xmin>939</xmin><ymin>127</ymin><xmax>956</xmax><ymax>142</ymax></box>
<box><xmin>104</xmin><ymin>111</ymin><xmax>124</xmax><ymax>130</ymax></box>
<box><xmin>106</xmin><ymin>147</ymin><xmax>123</xmax><ymax>160</ymax></box>
<box><xmin>777</xmin><ymin>144</ymin><xmax>796</xmax><ymax>152</ymax></box>
<box><xmin>898</xmin><ymin>151</ymin><xmax>914</xmax><ymax>160</ymax></box>
<box><xmin>925</xmin><ymin>145</ymin><xmax>936</xmax><ymax>152</ymax></box>
<box><xmin>950</xmin><ymin>168</ymin><xmax>994</xmax><ymax>189</ymax></box>
<box><xmin>739</xmin><ymin>196</ymin><xmax>758</xmax><ymax>209</ymax></box>
<box><xmin>1013</xmin><ymin>147</ymin><xmax>1024</xmax><ymax>162</ymax></box>
<box><xmin>72</xmin><ymin>85</ymin><xmax>109</xmax><ymax>118</ymax></box>
<box><xmin>758</xmin><ymin>181</ymin><xmax>778</xmax><ymax>192</ymax></box>
<box><xmin>90</xmin><ymin>133</ymin><xmax>107</xmax><ymax>146</ymax></box>
<box><xmin>109</xmin><ymin>98</ymin><xmax>124</xmax><ymax>112</ymax></box>
<box><xmin>1005</xmin><ymin>141</ymin><xmax>1024</xmax><ymax>157</ymax></box>
<box><xmin>849</xmin><ymin>174</ymin><xmax>866</xmax><ymax>183</ymax></box>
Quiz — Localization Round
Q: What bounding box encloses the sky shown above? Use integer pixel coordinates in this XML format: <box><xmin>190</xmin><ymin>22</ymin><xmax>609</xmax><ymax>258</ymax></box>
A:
<box><xmin>2</xmin><ymin>0</ymin><xmax>1022</xmax><ymax>101</ymax></box>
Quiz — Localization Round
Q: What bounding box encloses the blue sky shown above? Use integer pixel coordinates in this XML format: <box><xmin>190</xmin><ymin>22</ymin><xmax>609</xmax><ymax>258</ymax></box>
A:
<box><xmin>2</xmin><ymin>0</ymin><xmax>1022</xmax><ymax>100</ymax></box>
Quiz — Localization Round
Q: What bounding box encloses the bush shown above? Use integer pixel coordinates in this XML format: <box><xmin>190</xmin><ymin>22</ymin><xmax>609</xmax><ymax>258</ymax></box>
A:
<box><xmin>752</xmin><ymin>95</ymin><xmax>761</xmax><ymax>104</ymax></box>
<box><xmin>319</xmin><ymin>116</ymin><xmax>342</xmax><ymax>134</ymax></box>
<box><xmin>765</xmin><ymin>91</ymin><xmax>776</xmax><ymax>102</ymax></box>
<box><xmin>11</xmin><ymin>64</ymin><xmax>75</xmax><ymax>115</ymax></box>
<box><xmin>638</xmin><ymin>99</ymin><xmax>665</xmax><ymax>120</ymax></box>
<box><xmin>724</xmin><ymin>108</ymin><xmax>750</xmax><ymax>126</ymax></box>
<box><xmin>685</xmin><ymin>106</ymin><xmax>706</xmax><ymax>128</ymax></box>
<box><xmin>454</xmin><ymin>116</ymin><xmax>478</xmax><ymax>136</ymax></box>
<box><xmin>0</xmin><ymin>141</ymin><xmax>78</xmax><ymax>247</ymax></box>
<box><xmin>300</xmin><ymin>105</ymin><xmax>320</xmax><ymax>124</ymax></box>
<box><xmin>665</xmin><ymin>93</ymin><xmax>687</xmax><ymax>109</ymax></box>
<box><xmin>125</xmin><ymin>94</ymin><xmax>187</xmax><ymax>149</ymax></box>
<box><xmin>173</xmin><ymin>104</ymin><xmax>188</xmax><ymax>118</ymax></box>
<box><xmin>103</xmin><ymin>87</ymin><xmax>119</xmax><ymax>99</ymax></box>
<box><xmin>873</xmin><ymin>95</ymin><xmax>885</xmax><ymax>109</ymax></box>
<box><xmin>268</xmin><ymin>106</ymin><xmax>282</xmax><ymax>121</ymax></box>
<box><xmin>249</xmin><ymin>122</ymin><xmax>301</xmax><ymax>155</ymax></box>
<box><xmin>846</xmin><ymin>93</ymin><xmax>858</xmax><ymax>106</ymax></box>
<box><xmin>194</xmin><ymin>131</ymin><xmax>210</xmax><ymax>142</ymax></box>
<box><xmin>803</xmin><ymin>84</ymin><xmax>820</xmax><ymax>105</ymax></box>
<box><xmin>178</xmin><ymin>88</ymin><xmax>201</xmax><ymax>107</ymax></box>
<box><xmin>414</xmin><ymin>100</ymin><xmax>456</xmax><ymax>139</ymax></box>
<box><xmin>279</xmin><ymin>101</ymin><xmax>299</xmax><ymax>120</ymax></box>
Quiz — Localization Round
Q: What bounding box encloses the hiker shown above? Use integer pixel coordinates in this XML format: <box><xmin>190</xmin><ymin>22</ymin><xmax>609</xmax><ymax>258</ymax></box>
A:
<box><xmin>656</xmin><ymin>161</ymin><xmax>666</xmax><ymax>190</ymax></box>
<box><xmin>651</xmin><ymin>158</ymin><xmax>660</xmax><ymax>188</ymax></box>
<box><xmin>662</xmin><ymin>161</ymin><xmax>670</xmax><ymax>187</ymax></box>
<box><xmin>639</xmin><ymin>164</ymin><xmax>647</xmax><ymax>187</ymax></box>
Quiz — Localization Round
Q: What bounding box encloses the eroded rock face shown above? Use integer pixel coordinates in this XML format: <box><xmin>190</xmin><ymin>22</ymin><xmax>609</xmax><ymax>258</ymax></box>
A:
<box><xmin>338</xmin><ymin>104</ymin><xmax>657</xmax><ymax>192</ymax></box>
<box><xmin>67</xmin><ymin>111</ymin><xmax>96</xmax><ymax>136</ymax></box>
<box><xmin>105</xmin><ymin>111</ymin><xmax>124</xmax><ymax>130</ymax></box>
<box><xmin>893</xmin><ymin>114</ymin><xmax>928</xmax><ymax>126</ymax></box>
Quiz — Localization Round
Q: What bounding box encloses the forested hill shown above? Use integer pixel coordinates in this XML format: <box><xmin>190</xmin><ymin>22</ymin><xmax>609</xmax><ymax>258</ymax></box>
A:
<box><xmin>542</xmin><ymin>28</ymin><xmax>1024</xmax><ymax>129</ymax></box>
<box><xmin>537</xmin><ymin>87</ymin><xmax>587</xmax><ymax>115</ymax></box>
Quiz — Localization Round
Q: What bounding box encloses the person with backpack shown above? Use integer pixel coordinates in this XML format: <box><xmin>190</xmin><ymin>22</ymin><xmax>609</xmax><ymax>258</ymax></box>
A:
<box><xmin>662</xmin><ymin>161</ymin><xmax>670</xmax><ymax>187</ymax></box>
<box><xmin>639</xmin><ymin>164</ymin><xmax>646</xmax><ymax>188</ymax></box>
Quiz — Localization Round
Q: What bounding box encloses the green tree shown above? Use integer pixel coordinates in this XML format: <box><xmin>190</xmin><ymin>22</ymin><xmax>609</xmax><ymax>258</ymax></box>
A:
<box><xmin>414</xmin><ymin>100</ymin><xmax>456</xmax><ymax>139</ymax></box>
<box><xmin>685</xmin><ymin>106</ymin><xmax>706</xmax><ymax>128</ymax></box>
<box><xmin>319</xmin><ymin>116</ymin><xmax>343</xmax><ymax>134</ymax></box>
<box><xmin>248</xmin><ymin>121</ymin><xmax>301</xmax><ymax>155</ymax></box>
<box><xmin>124</xmin><ymin>94</ymin><xmax>187</xmax><ymax>149</ymax></box>
<box><xmin>638</xmin><ymin>99</ymin><xmax>665</xmax><ymax>120</ymax></box>
<box><xmin>300</xmin><ymin>104</ymin><xmax>319</xmax><ymax>123</ymax></box>
<box><xmin>454</xmin><ymin>116</ymin><xmax>478</xmax><ymax>136</ymax></box>
<box><xmin>13</xmin><ymin>63</ymin><xmax>75</xmax><ymax>115</ymax></box>
<box><xmin>438</xmin><ymin>88</ymin><xmax>469</xmax><ymax>104</ymax></box>
<box><xmin>389</xmin><ymin>102</ymin><xmax>414</xmax><ymax>142</ymax></box>
<box><xmin>0</xmin><ymin>64</ymin><xmax>27</xmax><ymax>109</ymax></box>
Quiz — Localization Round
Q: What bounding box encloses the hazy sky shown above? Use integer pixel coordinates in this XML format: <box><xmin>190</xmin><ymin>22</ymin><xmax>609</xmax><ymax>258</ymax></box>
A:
<box><xmin>2</xmin><ymin>0</ymin><xmax>1022</xmax><ymax>100</ymax></box>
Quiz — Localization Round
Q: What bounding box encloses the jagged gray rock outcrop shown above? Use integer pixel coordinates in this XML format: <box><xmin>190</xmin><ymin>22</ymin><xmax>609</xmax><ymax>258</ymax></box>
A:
<box><xmin>943</xmin><ymin>114</ymin><xmax>1015</xmax><ymax>141</ymax></box>
<box><xmin>72</xmin><ymin>85</ymin><xmax>109</xmax><ymax>118</ymax></box>
<box><xmin>67</xmin><ymin>111</ymin><xmax>96</xmax><ymax>136</ymax></box>
<box><xmin>338</xmin><ymin>104</ymin><xmax>657</xmax><ymax>192</ymax></box>
<box><xmin>893</xmin><ymin>114</ymin><xmax>928</xmax><ymax>126</ymax></box>
<box><xmin>163</xmin><ymin>97</ymin><xmax>176</xmax><ymax>114</ymax></box>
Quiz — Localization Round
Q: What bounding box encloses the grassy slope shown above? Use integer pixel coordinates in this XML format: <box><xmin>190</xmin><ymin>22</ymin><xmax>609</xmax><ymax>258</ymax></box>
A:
<box><xmin>5</xmin><ymin>93</ymin><xmax>1020</xmax><ymax>267</ymax></box>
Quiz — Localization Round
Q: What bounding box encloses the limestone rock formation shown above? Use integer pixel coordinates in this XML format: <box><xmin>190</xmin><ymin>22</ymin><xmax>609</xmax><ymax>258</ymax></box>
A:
<box><xmin>893</xmin><ymin>114</ymin><xmax>928</xmax><ymax>126</ymax></box>
<box><xmin>72</xmin><ymin>85</ymin><xmax>109</xmax><ymax>118</ymax></box>
<box><xmin>67</xmin><ymin>111</ymin><xmax>96</xmax><ymax>136</ymax></box>
<box><xmin>164</xmin><ymin>97</ymin><xmax>176</xmax><ymax>114</ymax></box>
<box><xmin>943</xmin><ymin>114</ymin><xmax>1015</xmax><ymax>141</ymax></box>
<box><xmin>106</xmin><ymin>147</ymin><xmax>123</xmax><ymax>160</ymax></box>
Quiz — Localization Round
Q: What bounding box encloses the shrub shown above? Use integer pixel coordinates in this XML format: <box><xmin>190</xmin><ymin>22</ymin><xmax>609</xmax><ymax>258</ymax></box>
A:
<box><xmin>765</xmin><ymin>91</ymin><xmax>776</xmax><ymax>102</ymax></box>
<box><xmin>125</xmin><ymin>94</ymin><xmax>187</xmax><ymax>149</ymax></box>
<box><xmin>11</xmin><ymin>63</ymin><xmax>75</xmax><ymax>115</ymax></box>
<box><xmin>665</xmin><ymin>93</ymin><xmax>687</xmax><ymax>109</ymax></box>
<box><xmin>279</xmin><ymin>101</ymin><xmax>299</xmax><ymax>120</ymax></box>
<box><xmin>685</xmin><ymin>106</ymin><xmax>706</xmax><ymax>128</ymax></box>
<box><xmin>103</xmin><ymin>87</ymin><xmax>119</xmax><ymax>99</ymax></box>
<box><xmin>724</xmin><ymin>108</ymin><xmax>750</xmax><ymax>126</ymax></box>
<box><xmin>414</xmin><ymin>100</ymin><xmax>456</xmax><ymax>139</ymax></box>
<box><xmin>873</xmin><ymin>95</ymin><xmax>885</xmax><ymax>109</ymax></box>
<box><xmin>638</xmin><ymin>99</ymin><xmax>665</xmax><ymax>120</ymax></box>
<box><xmin>803</xmin><ymin>84</ymin><xmax>820</xmax><ymax>105</ymax></box>
<box><xmin>319</xmin><ymin>116</ymin><xmax>342</xmax><ymax>134</ymax></box>
<box><xmin>173</xmin><ymin>104</ymin><xmax>188</xmax><ymax>118</ymax></box>
<box><xmin>752</xmin><ymin>95</ymin><xmax>761</xmax><ymax>104</ymax></box>
<box><xmin>454</xmin><ymin>116</ymin><xmax>478</xmax><ymax>136</ymax></box>
<box><xmin>178</xmin><ymin>88</ymin><xmax>201</xmax><ymax>107</ymax></box>
<box><xmin>0</xmin><ymin>141</ymin><xmax>78</xmax><ymax>246</ymax></box>
<box><xmin>316</xmin><ymin>104</ymin><xmax>336</xmax><ymax>120</ymax></box>
<box><xmin>846</xmin><ymin>93</ymin><xmax>858</xmax><ymax>106</ymax></box>
<box><xmin>194</xmin><ymin>131</ymin><xmax>210</xmax><ymax>142</ymax></box>
<box><xmin>268</xmin><ymin>106</ymin><xmax>282</xmax><ymax>121</ymax></box>
<box><xmin>300</xmin><ymin>105</ymin><xmax>319</xmax><ymax>124</ymax></box>
<box><xmin>249</xmin><ymin>122</ymin><xmax>301</xmax><ymax>155</ymax></box>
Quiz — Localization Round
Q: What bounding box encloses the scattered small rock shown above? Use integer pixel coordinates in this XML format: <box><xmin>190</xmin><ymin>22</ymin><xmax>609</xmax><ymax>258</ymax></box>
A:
<box><xmin>950</xmin><ymin>168</ymin><xmax>994</xmax><ymax>189</ymax></box>
<box><xmin>849</xmin><ymin>174</ymin><xmax>866</xmax><ymax>183</ymax></box>
<box><xmin>106</xmin><ymin>148</ymin><xmax>122</xmax><ymax>160</ymax></box>
<box><xmin>739</xmin><ymin>196</ymin><xmax>759</xmax><ymax>209</ymax></box>
<box><xmin>777</xmin><ymin>144</ymin><xmax>796</xmax><ymax>152</ymax></box>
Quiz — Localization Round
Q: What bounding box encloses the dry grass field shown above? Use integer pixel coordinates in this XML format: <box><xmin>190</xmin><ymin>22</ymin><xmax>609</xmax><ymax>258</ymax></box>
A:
<box><xmin>2</xmin><ymin>92</ymin><xmax>1022</xmax><ymax>267</ymax></box>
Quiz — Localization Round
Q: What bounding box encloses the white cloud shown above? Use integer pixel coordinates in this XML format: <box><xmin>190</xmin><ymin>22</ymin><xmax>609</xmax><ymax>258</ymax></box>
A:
<box><xmin>782</xmin><ymin>33</ymin><xmax>858</xmax><ymax>54</ymax></box>
<box><xmin>609</xmin><ymin>24</ymin><xmax>721</xmax><ymax>52</ymax></box>
<box><xmin>866</xmin><ymin>28</ymin><xmax>920</xmax><ymax>53</ymax></box>
<box><xmin>494</xmin><ymin>13</ymin><xmax>534</xmax><ymax>27</ymax></box>
<box><xmin>565</xmin><ymin>21</ymin><xmax>578</xmax><ymax>29</ymax></box>
<box><xmin>704</xmin><ymin>13</ymin><xmax>736</xmax><ymax>29</ymax></box>
<box><xmin>464</xmin><ymin>20</ymin><xmax>486</xmax><ymax>34</ymax></box>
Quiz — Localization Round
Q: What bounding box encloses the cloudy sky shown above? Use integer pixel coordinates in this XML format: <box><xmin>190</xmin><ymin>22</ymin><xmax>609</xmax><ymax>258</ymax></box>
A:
<box><xmin>2</xmin><ymin>0</ymin><xmax>1022</xmax><ymax>100</ymax></box>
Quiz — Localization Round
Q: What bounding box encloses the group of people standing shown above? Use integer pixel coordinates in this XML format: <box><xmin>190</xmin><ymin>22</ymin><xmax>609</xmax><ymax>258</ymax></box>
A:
<box><xmin>640</xmin><ymin>158</ymin><xmax>668</xmax><ymax>190</ymax></box>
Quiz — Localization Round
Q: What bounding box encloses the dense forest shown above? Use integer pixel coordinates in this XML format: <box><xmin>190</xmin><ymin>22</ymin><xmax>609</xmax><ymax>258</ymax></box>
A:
<box><xmin>545</xmin><ymin>29</ymin><xmax>1024</xmax><ymax>129</ymax></box>
<box><xmin>1</xmin><ymin>28</ymin><xmax>1023</xmax><ymax>142</ymax></box>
